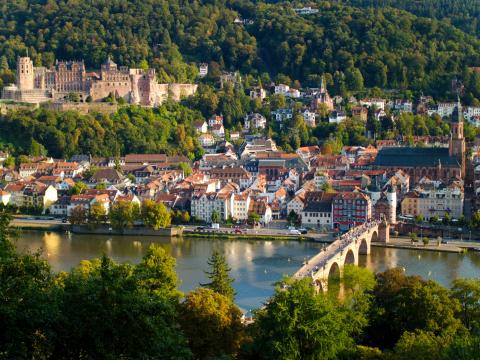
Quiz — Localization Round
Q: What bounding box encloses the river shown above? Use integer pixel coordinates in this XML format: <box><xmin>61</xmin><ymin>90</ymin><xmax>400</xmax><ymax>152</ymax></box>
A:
<box><xmin>14</xmin><ymin>230</ymin><xmax>480</xmax><ymax>311</ymax></box>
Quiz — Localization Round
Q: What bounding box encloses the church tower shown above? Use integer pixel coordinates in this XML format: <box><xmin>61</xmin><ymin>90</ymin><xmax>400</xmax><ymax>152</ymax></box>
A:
<box><xmin>449</xmin><ymin>96</ymin><xmax>466</xmax><ymax>177</ymax></box>
<box><xmin>16</xmin><ymin>56</ymin><xmax>34</xmax><ymax>90</ymax></box>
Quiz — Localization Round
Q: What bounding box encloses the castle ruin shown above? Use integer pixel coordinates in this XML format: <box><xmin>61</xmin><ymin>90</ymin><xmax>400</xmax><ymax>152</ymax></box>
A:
<box><xmin>2</xmin><ymin>57</ymin><xmax>197</xmax><ymax>106</ymax></box>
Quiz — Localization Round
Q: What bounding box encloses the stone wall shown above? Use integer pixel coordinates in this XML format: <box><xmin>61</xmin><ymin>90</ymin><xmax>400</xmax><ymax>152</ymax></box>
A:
<box><xmin>42</xmin><ymin>102</ymin><xmax>119</xmax><ymax>115</ymax></box>
<box><xmin>72</xmin><ymin>224</ymin><xmax>183</xmax><ymax>237</ymax></box>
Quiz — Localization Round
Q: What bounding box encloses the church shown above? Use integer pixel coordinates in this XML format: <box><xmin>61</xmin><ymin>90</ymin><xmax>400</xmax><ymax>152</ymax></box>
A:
<box><xmin>374</xmin><ymin>98</ymin><xmax>465</xmax><ymax>184</ymax></box>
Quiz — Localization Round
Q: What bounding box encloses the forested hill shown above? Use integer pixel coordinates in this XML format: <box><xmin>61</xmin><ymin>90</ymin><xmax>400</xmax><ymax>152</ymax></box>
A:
<box><xmin>340</xmin><ymin>0</ymin><xmax>480</xmax><ymax>37</ymax></box>
<box><xmin>0</xmin><ymin>1</ymin><xmax>480</xmax><ymax>95</ymax></box>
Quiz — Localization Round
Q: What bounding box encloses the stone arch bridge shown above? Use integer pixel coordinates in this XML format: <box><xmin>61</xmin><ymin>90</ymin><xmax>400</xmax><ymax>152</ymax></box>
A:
<box><xmin>293</xmin><ymin>220</ymin><xmax>390</xmax><ymax>291</ymax></box>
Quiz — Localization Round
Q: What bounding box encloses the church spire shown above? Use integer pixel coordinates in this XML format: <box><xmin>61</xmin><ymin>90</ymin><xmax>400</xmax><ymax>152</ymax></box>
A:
<box><xmin>457</xmin><ymin>94</ymin><xmax>463</xmax><ymax>123</ymax></box>
<box><xmin>320</xmin><ymin>75</ymin><xmax>326</xmax><ymax>92</ymax></box>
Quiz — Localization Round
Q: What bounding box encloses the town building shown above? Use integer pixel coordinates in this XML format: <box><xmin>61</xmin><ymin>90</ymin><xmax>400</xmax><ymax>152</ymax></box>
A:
<box><xmin>328</xmin><ymin>110</ymin><xmax>347</xmax><ymax>124</ymax></box>
<box><xmin>351</xmin><ymin>106</ymin><xmax>368</xmax><ymax>121</ymax></box>
<box><xmin>244</xmin><ymin>113</ymin><xmax>267</xmax><ymax>130</ymax></box>
<box><xmin>360</xmin><ymin>98</ymin><xmax>386</xmax><ymax>111</ymax></box>
<box><xmin>401</xmin><ymin>179</ymin><xmax>464</xmax><ymax>220</ymax></box>
<box><xmin>301</xmin><ymin>191</ymin><xmax>335</xmax><ymax>229</ymax></box>
<box><xmin>199</xmin><ymin>133</ymin><xmax>216</xmax><ymax>147</ymax></box>
<box><xmin>332</xmin><ymin>192</ymin><xmax>371</xmax><ymax>231</ymax></box>
<box><xmin>193</xmin><ymin>120</ymin><xmax>208</xmax><ymax>134</ymax></box>
<box><xmin>272</xmin><ymin>108</ymin><xmax>293</xmax><ymax>123</ymax></box>
<box><xmin>302</xmin><ymin>109</ymin><xmax>316</xmax><ymax>127</ymax></box>
<box><xmin>232</xmin><ymin>192</ymin><xmax>251</xmax><ymax>221</ymax></box>
<box><xmin>250</xmin><ymin>87</ymin><xmax>267</xmax><ymax>100</ymax></box>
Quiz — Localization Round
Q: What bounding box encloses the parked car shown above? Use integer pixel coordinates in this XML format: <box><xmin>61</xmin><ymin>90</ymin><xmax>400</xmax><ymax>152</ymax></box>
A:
<box><xmin>62</xmin><ymin>218</ymin><xmax>68</xmax><ymax>223</ymax></box>
<box><xmin>297</xmin><ymin>227</ymin><xmax>308</xmax><ymax>234</ymax></box>
<box><xmin>196</xmin><ymin>226</ymin><xmax>205</xmax><ymax>230</ymax></box>
<box><xmin>289</xmin><ymin>229</ymin><xmax>301</xmax><ymax>235</ymax></box>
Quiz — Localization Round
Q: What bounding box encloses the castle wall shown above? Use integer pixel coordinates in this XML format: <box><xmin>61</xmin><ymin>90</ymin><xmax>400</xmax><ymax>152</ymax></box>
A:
<box><xmin>168</xmin><ymin>84</ymin><xmax>198</xmax><ymax>101</ymax></box>
<box><xmin>89</xmin><ymin>79</ymin><xmax>131</xmax><ymax>102</ymax></box>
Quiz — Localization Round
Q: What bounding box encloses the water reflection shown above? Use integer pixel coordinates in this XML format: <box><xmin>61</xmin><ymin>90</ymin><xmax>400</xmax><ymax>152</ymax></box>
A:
<box><xmin>14</xmin><ymin>230</ymin><xmax>480</xmax><ymax>310</ymax></box>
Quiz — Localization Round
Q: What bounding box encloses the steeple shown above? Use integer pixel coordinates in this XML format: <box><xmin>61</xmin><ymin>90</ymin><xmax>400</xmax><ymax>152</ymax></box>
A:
<box><xmin>449</xmin><ymin>94</ymin><xmax>465</xmax><ymax>177</ymax></box>
<box><xmin>320</xmin><ymin>75</ymin><xmax>326</xmax><ymax>93</ymax></box>
<box><xmin>452</xmin><ymin>95</ymin><xmax>463</xmax><ymax>123</ymax></box>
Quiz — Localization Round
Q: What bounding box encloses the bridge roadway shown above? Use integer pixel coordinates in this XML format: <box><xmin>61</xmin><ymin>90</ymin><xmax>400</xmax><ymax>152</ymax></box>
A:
<box><xmin>293</xmin><ymin>220</ymin><xmax>388</xmax><ymax>291</ymax></box>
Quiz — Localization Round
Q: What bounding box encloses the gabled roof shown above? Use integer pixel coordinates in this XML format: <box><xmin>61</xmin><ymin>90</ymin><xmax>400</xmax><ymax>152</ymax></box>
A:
<box><xmin>374</xmin><ymin>147</ymin><xmax>460</xmax><ymax>167</ymax></box>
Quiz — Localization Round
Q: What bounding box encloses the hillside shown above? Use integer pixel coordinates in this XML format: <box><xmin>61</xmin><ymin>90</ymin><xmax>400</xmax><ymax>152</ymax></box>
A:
<box><xmin>341</xmin><ymin>0</ymin><xmax>480</xmax><ymax>36</ymax></box>
<box><xmin>0</xmin><ymin>1</ymin><xmax>479</xmax><ymax>96</ymax></box>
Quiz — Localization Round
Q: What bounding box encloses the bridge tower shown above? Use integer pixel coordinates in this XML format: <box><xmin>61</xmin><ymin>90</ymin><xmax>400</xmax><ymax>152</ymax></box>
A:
<box><xmin>377</xmin><ymin>218</ymin><xmax>390</xmax><ymax>243</ymax></box>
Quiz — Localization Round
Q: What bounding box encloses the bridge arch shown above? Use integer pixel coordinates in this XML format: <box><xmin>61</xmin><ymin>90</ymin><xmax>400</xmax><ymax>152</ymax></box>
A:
<box><xmin>371</xmin><ymin>230</ymin><xmax>378</xmax><ymax>243</ymax></box>
<box><xmin>344</xmin><ymin>249</ymin><xmax>356</xmax><ymax>265</ymax></box>
<box><xmin>328</xmin><ymin>261</ymin><xmax>341</xmax><ymax>281</ymax></box>
<box><xmin>359</xmin><ymin>238</ymin><xmax>369</xmax><ymax>255</ymax></box>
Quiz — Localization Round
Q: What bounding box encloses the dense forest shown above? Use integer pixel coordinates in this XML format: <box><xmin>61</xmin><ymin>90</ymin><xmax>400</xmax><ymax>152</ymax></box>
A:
<box><xmin>341</xmin><ymin>0</ymin><xmax>480</xmax><ymax>37</ymax></box>
<box><xmin>1</xmin><ymin>211</ymin><xmax>480</xmax><ymax>359</ymax></box>
<box><xmin>0</xmin><ymin>1</ymin><xmax>480</xmax><ymax>97</ymax></box>
<box><xmin>0</xmin><ymin>102</ymin><xmax>205</xmax><ymax>159</ymax></box>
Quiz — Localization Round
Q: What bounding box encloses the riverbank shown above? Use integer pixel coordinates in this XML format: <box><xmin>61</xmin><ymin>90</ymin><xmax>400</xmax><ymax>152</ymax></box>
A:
<box><xmin>183</xmin><ymin>231</ymin><xmax>311</xmax><ymax>241</ymax></box>
<box><xmin>11</xmin><ymin>219</ymin><xmax>68</xmax><ymax>231</ymax></box>
<box><xmin>371</xmin><ymin>236</ymin><xmax>480</xmax><ymax>253</ymax></box>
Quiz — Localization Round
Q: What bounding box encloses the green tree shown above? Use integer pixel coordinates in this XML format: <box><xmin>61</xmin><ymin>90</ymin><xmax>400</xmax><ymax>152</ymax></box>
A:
<box><xmin>0</xmin><ymin>56</ymin><xmax>9</xmax><ymax>71</ymax></box>
<box><xmin>3</xmin><ymin>156</ymin><xmax>15</xmax><ymax>169</ymax></box>
<box><xmin>451</xmin><ymin>278</ymin><xmax>480</xmax><ymax>333</ymax></box>
<box><xmin>141</xmin><ymin>200</ymin><xmax>171</xmax><ymax>229</ymax></box>
<box><xmin>366</xmin><ymin>268</ymin><xmax>462</xmax><ymax>349</ymax></box>
<box><xmin>69</xmin><ymin>205</ymin><xmax>87</xmax><ymax>225</ymax></box>
<box><xmin>110</xmin><ymin>201</ymin><xmax>140</xmax><ymax>230</ymax></box>
<box><xmin>178</xmin><ymin>162</ymin><xmax>192</xmax><ymax>177</ymax></box>
<box><xmin>443</xmin><ymin>335</ymin><xmax>480</xmax><ymax>360</ymax></box>
<box><xmin>68</xmin><ymin>181</ymin><xmax>88</xmax><ymax>195</ymax></box>
<box><xmin>181</xmin><ymin>211</ymin><xmax>191</xmax><ymax>223</ymax></box>
<box><xmin>88</xmin><ymin>202</ymin><xmax>107</xmax><ymax>227</ymax></box>
<box><xmin>248</xmin><ymin>212</ymin><xmax>260</xmax><ymax>226</ymax></box>
<box><xmin>211</xmin><ymin>210</ymin><xmax>220</xmax><ymax>224</ymax></box>
<box><xmin>391</xmin><ymin>330</ymin><xmax>446</xmax><ymax>360</ymax></box>
<box><xmin>287</xmin><ymin>210</ymin><xmax>299</xmax><ymax>225</ymax></box>
<box><xmin>54</xmin><ymin>254</ymin><xmax>190</xmax><ymax>359</ymax></box>
<box><xmin>134</xmin><ymin>245</ymin><xmax>182</xmax><ymax>301</ymax></box>
<box><xmin>179</xmin><ymin>288</ymin><xmax>244</xmax><ymax>359</ymax></box>
<box><xmin>0</xmin><ymin>211</ymin><xmax>57</xmax><ymax>359</ymax></box>
<box><xmin>471</xmin><ymin>211</ymin><xmax>480</xmax><ymax>230</ymax></box>
<box><xmin>415</xmin><ymin>214</ymin><xmax>424</xmax><ymax>223</ymax></box>
<box><xmin>201</xmin><ymin>250</ymin><xmax>235</xmax><ymax>302</ymax></box>
<box><xmin>422</xmin><ymin>236</ymin><xmax>430</xmax><ymax>246</ymax></box>
<box><xmin>250</xmin><ymin>278</ymin><xmax>354</xmax><ymax>359</ymax></box>
<box><xmin>95</xmin><ymin>182</ymin><xmax>107</xmax><ymax>190</ymax></box>
<box><xmin>443</xmin><ymin>212</ymin><xmax>451</xmax><ymax>226</ymax></box>
<box><xmin>409</xmin><ymin>232</ymin><xmax>418</xmax><ymax>244</ymax></box>
<box><xmin>430</xmin><ymin>215</ymin><xmax>439</xmax><ymax>225</ymax></box>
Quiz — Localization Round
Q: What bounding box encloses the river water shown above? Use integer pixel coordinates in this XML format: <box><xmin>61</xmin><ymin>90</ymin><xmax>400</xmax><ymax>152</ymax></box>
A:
<box><xmin>14</xmin><ymin>231</ymin><xmax>480</xmax><ymax>311</ymax></box>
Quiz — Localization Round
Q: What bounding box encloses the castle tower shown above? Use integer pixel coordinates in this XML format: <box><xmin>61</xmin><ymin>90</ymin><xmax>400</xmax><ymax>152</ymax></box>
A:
<box><xmin>16</xmin><ymin>56</ymin><xmax>34</xmax><ymax>90</ymax></box>
<box><xmin>449</xmin><ymin>96</ymin><xmax>466</xmax><ymax>177</ymax></box>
